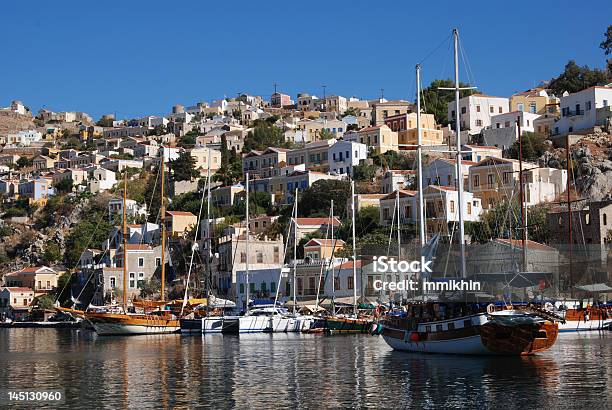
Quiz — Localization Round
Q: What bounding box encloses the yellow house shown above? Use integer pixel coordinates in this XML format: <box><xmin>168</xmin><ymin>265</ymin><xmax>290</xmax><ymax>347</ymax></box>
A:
<box><xmin>190</xmin><ymin>147</ymin><xmax>221</xmax><ymax>173</ymax></box>
<box><xmin>165</xmin><ymin>211</ymin><xmax>198</xmax><ymax>237</ymax></box>
<box><xmin>384</xmin><ymin>112</ymin><xmax>444</xmax><ymax>148</ymax></box>
<box><xmin>510</xmin><ymin>88</ymin><xmax>560</xmax><ymax>116</ymax></box>
<box><xmin>3</xmin><ymin>266</ymin><xmax>59</xmax><ymax>297</ymax></box>
<box><xmin>303</xmin><ymin>238</ymin><xmax>346</xmax><ymax>260</ymax></box>
<box><xmin>347</xmin><ymin>124</ymin><xmax>398</xmax><ymax>154</ymax></box>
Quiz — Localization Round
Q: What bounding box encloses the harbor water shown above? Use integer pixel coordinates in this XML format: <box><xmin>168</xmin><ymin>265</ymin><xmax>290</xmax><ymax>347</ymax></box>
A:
<box><xmin>0</xmin><ymin>329</ymin><xmax>610</xmax><ymax>409</ymax></box>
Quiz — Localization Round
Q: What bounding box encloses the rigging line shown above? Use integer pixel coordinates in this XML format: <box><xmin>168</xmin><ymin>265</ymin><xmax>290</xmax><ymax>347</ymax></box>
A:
<box><xmin>54</xmin><ymin>206</ymin><xmax>110</xmax><ymax>305</ymax></box>
<box><xmin>458</xmin><ymin>36</ymin><xmax>477</xmax><ymax>89</ymax></box>
<box><xmin>417</xmin><ymin>32</ymin><xmax>452</xmax><ymax>65</ymax></box>
<box><xmin>273</xmin><ymin>203</ymin><xmax>297</xmax><ymax>306</ymax></box>
<box><xmin>181</xmin><ymin>173</ymin><xmax>209</xmax><ymax>316</ymax></box>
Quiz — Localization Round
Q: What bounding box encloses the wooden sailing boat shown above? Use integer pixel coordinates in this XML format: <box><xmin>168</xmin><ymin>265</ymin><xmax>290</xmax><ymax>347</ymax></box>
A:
<box><xmin>85</xmin><ymin>153</ymin><xmax>180</xmax><ymax>335</ymax></box>
<box><xmin>380</xmin><ymin>29</ymin><xmax>559</xmax><ymax>354</ymax></box>
<box><xmin>321</xmin><ymin>181</ymin><xmax>375</xmax><ymax>334</ymax></box>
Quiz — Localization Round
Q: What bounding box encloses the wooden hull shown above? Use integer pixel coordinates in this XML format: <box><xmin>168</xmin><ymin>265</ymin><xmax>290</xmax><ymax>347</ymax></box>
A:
<box><xmin>86</xmin><ymin>312</ymin><xmax>179</xmax><ymax>336</ymax></box>
<box><xmin>327</xmin><ymin>317</ymin><xmax>373</xmax><ymax>334</ymax></box>
<box><xmin>381</xmin><ymin>312</ymin><xmax>558</xmax><ymax>355</ymax></box>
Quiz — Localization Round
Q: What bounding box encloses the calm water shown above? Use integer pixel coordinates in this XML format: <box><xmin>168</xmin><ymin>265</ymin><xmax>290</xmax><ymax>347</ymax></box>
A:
<box><xmin>0</xmin><ymin>329</ymin><xmax>610</xmax><ymax>409</ymax></box>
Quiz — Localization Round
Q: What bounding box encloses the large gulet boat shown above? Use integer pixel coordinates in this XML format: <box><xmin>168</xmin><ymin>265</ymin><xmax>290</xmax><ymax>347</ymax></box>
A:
<box><xmin>380</xmin><ymin>29</ymin><xmax>559</xmax><ymax>355</ymax></box>
<box><xmin>84</xmin><ymin>158</ymin><xmax>180</xmax><ymax>335</ymax></box>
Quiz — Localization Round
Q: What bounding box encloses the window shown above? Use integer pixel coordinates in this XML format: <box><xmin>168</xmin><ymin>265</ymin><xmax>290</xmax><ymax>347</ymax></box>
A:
<box><xmin>487</xmin><ymin>174</ymin><xmax>494</xmax><ymax>188</ymax></box>
<box><xmin>347</xmin><ymin>276</ymin><xmax>354</xmax><ymax>290</ymax></box>
<box><xmin>270</xmin><ymin>282</ymin><xmax>276</xmax><ymax>293</ymax></box>
<box><xmin>604</xmin><ymin>100</ymin><xmax>609</xmax><ymax>107</ymax></box>
<box><xmin>505</xmin><ymin>121</ymin><xmax>510</xmax><ymax>127</ymax></box>
<box><xmin>334</xmin><ymin>277</ymin><xmax>340</xmax><ymax>290</ymax></box>
<box><xmin>274</xmin><ymin>247</ymin><xmax>280</xmax><ymax>263</ymax></box>
<box><xmin>240</xmin><ymin>252</ymin><xmax>247</xmax><ymax>263</ymax></box>
<box><xmin>585</xmin><ymin>214</ymin><xmax>590</xmax><ymax>225</ymax></box>
<box><xmin>156</xmin><ymin>257</ymin><xmax>161</xmax><ymax>267</ymax></box>
<box><xmin>249</xmin><ymin>283</ymin><xmax>255</xmax><ymax>293</ymax></box>
<box><xmin>448</xmin><ymin>322</ymin><xmax>455</xmax><ymax>330</ymax></box>
<box><xmin>476</xmin><ymin>119</ymin><xmax>483</xmax><ymax>127</ymax></box>
<box><xmin>476</xmin><ymin>105</ymin><xmax>481</xmax><ymax>112</ymax></box>
<box><xmin>461</xmin><ymin>107</ymin><xmax>466</xmax><ymax>114</ymax></box>
<box><xmin>110</xmin><ymin>277</ymin><xmax>116</xmax><ymax>288</ymax></box>
<box><xmin>586</xmin><ymin>101</ymin><xmax>592</xmax><ymax>110</ymax></box>
<box><xmin>490</xmin><ymin>106</ymin><xmax>494</xmax><ymax>113</ymax></box>
<box><xmin>517</xmin><ymin>103</ymin><xmax>524</xmax><ymax>112</ymax></box>
<box><xmin>257</xmin><ymin>252</ymin><xmax>263</xmax><ymax>263</ymax></box>
<box><xmin>38</xmin><ymin>280</ymin><xmax>42</xmax><ymax>289</ymax></box>
<box><xmin>138</xmin><ymin>257</ymin><xmax>144</xmax><ymax>267</ymax></box>
<box><xmin>467</xmin><ymin>202</ymin><xmax>472</xmax><ymax>215</ymax></box>
<box><xmin>498</xmin><ymin>107</ymin><xmax>502</xmax><ymax>113</ymax></box>
<box><xmin>604</xmin><ymin>213</ymin><xmax>607</xmax><ymax>226</ymax></box>
<box><xmin>450</xmin><ymin>200</ymin><xmax>455</xmax><ymax>213</ymax></box>
<box><xmin>46</xmin><ymin>281</ymin><xmax>51</xmax><ymax>289</ymax></box>
<box><xmin>473</xmin><ymin>175</ymin><xmax>480</xmax><ymax>187</ymax></box>
<box><xmin>530</xmin><ymin>103</ymin><xmax>537</xmax><ymax>114</ymax></box>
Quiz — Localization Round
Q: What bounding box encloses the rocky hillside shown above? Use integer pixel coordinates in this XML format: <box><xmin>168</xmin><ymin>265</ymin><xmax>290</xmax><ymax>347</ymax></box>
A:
<box><xmin>540</xmin><ymin>131</ymin><xmax>612</xmax><ymax>201</ymax></box>
<box><xmin>0</xmin><ymin>110</ymin><xmax>36</xmax><ymax>136</ymax></box>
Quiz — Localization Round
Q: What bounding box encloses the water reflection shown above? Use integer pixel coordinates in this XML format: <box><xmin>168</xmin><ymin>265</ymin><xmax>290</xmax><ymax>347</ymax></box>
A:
<box><xmin>0</xmin><ymin>329</ymin><xmax>609</xmax><ymax>408</ymax></box>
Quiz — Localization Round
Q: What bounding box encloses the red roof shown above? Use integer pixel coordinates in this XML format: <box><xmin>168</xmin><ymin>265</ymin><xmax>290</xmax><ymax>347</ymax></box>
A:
<box><xmin>495</xmin><ymin>238</ymin><xmax>557</xmax><ymax>251</ymax></box>
<box><xmin>338</xmin><ymin>260</ymin><xmax>363</xmax><ymax>270</ymax></box>
<box><xmin>123</xmin><ymin>244</ymin><xmax>152</xmax><ymax>251</ymax></box>
<box><xmin>295</xmin><ymin>217</ymin><xmax>341</xmax><ymax>227</ymax></box>
<box><xmin>1</xmin><ymin>287</ymin><xmax>33</xmax><ymax>293</ymax></box>
<box><xmin>304</xmin><ymin>238</ymin><xmax>346</xmax><ymax>248</ymax></box>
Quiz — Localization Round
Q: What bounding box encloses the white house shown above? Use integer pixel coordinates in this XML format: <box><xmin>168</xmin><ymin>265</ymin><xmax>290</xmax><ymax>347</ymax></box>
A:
<box><xmin>88</xmin><ymin>167</ymin><xmax>117</xmax><ymax>193</ymax></box>
<box><xmin>482</xmin><ymin>111</ymin><xmax>541</xmax><ymax>150</ymax></box>
<box><xmin>423</xmin><ymin>185</ymin><xmax>482</xmax><ymax>223</ymax></box>
<box><xmin>380</xmin><ymin>170</ymin><xmax>415</xmax><ymax>194</ymax></box>
<box><xmin>328</xmin><ymin>140</ymin><xmax>367</xmax><ymax>177</ymax></box>
<box><xmin>422</xmin><ymin>158</ymin><xmax>475</xmax><ymax>189</ymax></box>
<box><xmin>6</xmin><ymin>130</ymin><xmax>42</xmax><ymax>146</ymax></box>
<box><xmin>448</xmin><ymin>94</ymin><xmax>510</xmax><ymax>138</ymax></box>
<box><xmin>108</xmin><ymin>198</ymin><xmax>147</xmax><ymax>222</ymax></box>
<box><xmin>554</xmin><ymin>86</ymin><xmax>612</xmax><ymax>135</ymax></box>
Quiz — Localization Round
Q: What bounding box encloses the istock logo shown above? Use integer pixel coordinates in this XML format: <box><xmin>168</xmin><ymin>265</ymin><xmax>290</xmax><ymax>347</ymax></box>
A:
<box><xmin>373</xmin><ymin>256</ymin><xmax>433</xmax><ymax>273</ymax></box>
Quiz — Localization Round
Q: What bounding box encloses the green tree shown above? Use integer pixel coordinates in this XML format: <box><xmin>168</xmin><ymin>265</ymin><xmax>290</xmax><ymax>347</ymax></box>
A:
<box><xmin>34</xmin><ymin>294</ymin><xmax>56</xmax><ymax>310</ymax></box>
<box><xmin>298</xmin><ymin>180</ymin><xmax>351</xmax><ymax>219</ymax></box>
<box><xmin>16</xmin><ymin>156</ymin><xmax>32</xmax><ymax>169</ymax></box>
<box><xmin>64</xmin><ymin>211</ymin><xmax>112</xmax><ymax>267</ymax></box>
<box><xmin>243</xmin><ymin>122</ymin><xmax>287</xmax><ymax>152</ymax></box>
<box><xmin>422</xmin><ymin>79</ymin><xmax>475</xmax><ymax>126</ymax></box>
<box><xmin>318</xmin><ymin>129</ymin><xmax>334</xmax><ymax>140</ymax></box>
<box><xmin>179</xmin><ymin>129</ymin><xmax>199</xmax><ymax>147</ymax></box>
<box><xmin>549</xmin><ymin>60</ymin><xmax>610</xmax><ymax>95</ymax></box>
<box><xmin>214</xmin><ymin>143</ymin><xmax>242</xmax><ymax>186</ymax></box>
<box><xmin>600</xmin><ymin>25</ymin><xmax>612</xmax><ymax>56</ymax></box>
<box><xmin>43</xmin><ymin>242</ymin><xmax>62</xmax><ymax>264</ymax></box>
<box><xmin>54</xmin><ymin>178</ymin><xmax>74</xmax><ymax>193</ymax></box>
<box><xmin>169</xmin><ymin>191</ymin><xmax>219</xmax><ymax>216</ymax></box>
<box><xmin>352</xmin><ymin>162</ymin><xmax>377</xmax><ymax>181</ymax></box>
<box><xmin>170</xmin><ymin>151</ymin><xmax>198</xmax><ymax>182</ymax></box>
<box><xmin>232</xmin><ymin>191</ymin><xmax>271</xmax><ymax>217</ymax></box>
<box><xmin>506</xmin><ymin>132</ymin><xmax>549</xmax><ymax>162</ymax></box>
<box><xmin>343</xmin><ymin>107</ymin><xmax>360</xmax><ymax>117</ymax></box>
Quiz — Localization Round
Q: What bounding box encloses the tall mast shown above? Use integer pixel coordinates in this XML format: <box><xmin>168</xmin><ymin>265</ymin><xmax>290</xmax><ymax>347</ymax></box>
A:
<box><xmin>330</xmin><ymin>199</ymin><xmax>335</xmax><ymax>315</ymax></box>
<box><xmin>351</xmin><ymin>180</ymin><xmax>357</xmax><ymax>316</ymax></box>
<box><xmin>396</xmin><ymin>188</ymin><xmax>401</xmax><ymax>259</ymax></box>
<box><xmin>122</xmin><ymin>172</ymin><xmax>128</xmax><ymax>312</ymax></box>
<box><xmin>566</xmin><ymin>135</ymin><xmax>573</xmax><ymax>297</ymax></box>
<box><xmin>453</xmin><ymin>28</ymin><xmax>467</xmax><ymax>278</ymax></box>
<box><xmin>416</xmin><ymin>64</ymin><xmax>426</xmax><ymax>247</ymax></box>
<box><xmin>206</xmin><ymin>148</ymin><xmax>212</xmax><ymax>298</ymax></box>
<box><xmin>160</xmin><ymin>148</ymin><xmax>166</xmax><ymax>301</ymax></box>
<box><xmin>517</xmin><ymin>116</ymin><xmax>527</xmax><ymax>271</ymax></box>
<box><xmin>292</xmin><ymin>188</ymin><xmax>298</xmax><ymax>315</ymax></box>
<box><xmin>245</xmin><ymin>172</ymin><xmax>250</xmax><ymax>312</ymax></box>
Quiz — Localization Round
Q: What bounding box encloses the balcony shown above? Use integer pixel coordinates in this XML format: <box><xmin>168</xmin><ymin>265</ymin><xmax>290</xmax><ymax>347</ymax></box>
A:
<box><xmin>565</xmin><ymin>109</ymin><xmax>584</xmax><ymax>117</ymax></box>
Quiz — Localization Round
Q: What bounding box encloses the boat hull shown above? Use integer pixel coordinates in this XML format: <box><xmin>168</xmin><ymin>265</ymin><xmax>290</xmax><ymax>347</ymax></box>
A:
<box><xmin>86</xmin><ymin>313</ymin><xmax>180</xmax><ymax>336</ymax></box>
<box><xmin>558</xmin><ymin>319</ymin><xmax>612</xmax><ymax>332</ymax></box>
<box><xmin>180</xmin><ymin>317</ymin><xmax>228</xmax><ymax>334</ymax></box>
<box><xmin>324</xmin><ymin>317</ymin><xmax>374</xmax><ymax>334</ymax></box>
<box><xmin>381</xmin><ymin>313</ymin><xmax>558</xmax><ymax>355</ymax></box>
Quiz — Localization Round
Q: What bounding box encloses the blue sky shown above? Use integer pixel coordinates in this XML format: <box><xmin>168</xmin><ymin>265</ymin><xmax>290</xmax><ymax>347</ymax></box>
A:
<box><xmin>2</xmin><ymin>1</ymin><xmax>611</xmax><ymax>119</ymax></box>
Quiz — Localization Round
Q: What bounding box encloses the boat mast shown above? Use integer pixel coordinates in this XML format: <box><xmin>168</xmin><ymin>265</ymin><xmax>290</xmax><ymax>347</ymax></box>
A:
<box><xmin>206</xmin><ymin>147</ymin><xmax>212</xmax><ymax>300</ymax></box>
<box><xmin>517</xmin><ymin>116</ymin><xmax>528</xmax><ymax>272</ymax></box>
<box><xmin>330</xmin><ymin>199</ymin><xmax>335</xmax><ymax>315</ymax></box>
<box><xmin>396</xmin><ymin>186</ymin><xmax>401</xmax><ymax>259</ymax></box>
<box><xmin>566</xmin><ymin>135</ymin><xmax>573</xmax><ymax>298</ymax></box>
<box><xmin>452</xmin><ymin>28</ymin><xmax>467</xmax><ymax>278</ymax></box>
<box><xmin>292</xmin><ymin>188</ymin><xmax>298</xmax><ymax>315</ymax></box>
<box><xmin>160</xmin><ymin>149</ymin><xmax>166</xmax><ymax>302</ymax></box>
<box><xmin>351</xmin><ymin>180</ymin><xmax>357</xmax><ymax>316</ymax></box>
<box><xmin>122</xmin><ymin>172</ymin><xmax>128</xmax><ymax>312</ymax></box>
<box><xmin>245</xmin><ymin>172</ymin><xmax>250</xmax><ymax>313</ymax></box>
<box><xmin>416</xmin><ymin>64</ymin><xmax>426</xmax><ymax>248</ymax></box>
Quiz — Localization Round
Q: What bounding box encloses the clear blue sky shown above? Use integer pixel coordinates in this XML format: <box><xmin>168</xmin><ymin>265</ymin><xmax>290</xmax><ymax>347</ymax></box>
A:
<box><xmin>2</xmin><ymin>1</ymin><xmax>611</xmax><ymax>120</ymax></box>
